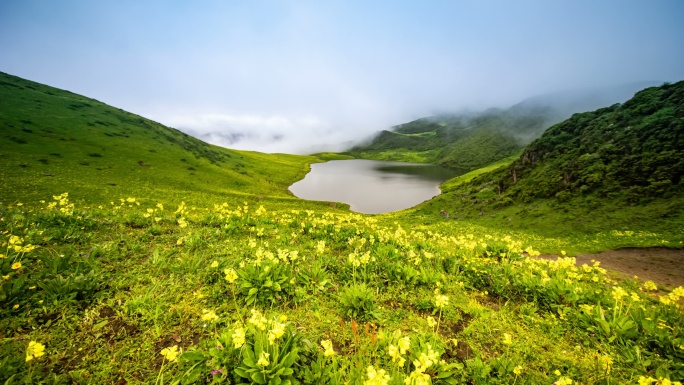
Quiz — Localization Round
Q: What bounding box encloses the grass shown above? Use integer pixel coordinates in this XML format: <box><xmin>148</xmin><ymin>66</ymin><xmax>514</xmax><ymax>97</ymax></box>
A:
<box><xmin>2</xmin><ymin>72</ymin><xmax>684</xmax><ymax>384</ymax></box>
<box><xmin>347</xmin><ymin>149</ymin><xmax>442</xmax><ymax>164</ymax></box>
<box><xmin>440</xmin><ymin>155</ymin><xmax>519</xmax><ymax>191</ymax></box>
<box><xmin>2</xmin><ymin>195</ymin><xmax>683</xmax><ymax>383</ymax></box>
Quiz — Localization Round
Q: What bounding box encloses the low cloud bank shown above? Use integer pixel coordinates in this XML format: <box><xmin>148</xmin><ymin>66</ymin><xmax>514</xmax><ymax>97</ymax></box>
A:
<box><xmin>161</xmin><ymin>113</ymin><xmax>364</xmax><ymax>154</ymax></box>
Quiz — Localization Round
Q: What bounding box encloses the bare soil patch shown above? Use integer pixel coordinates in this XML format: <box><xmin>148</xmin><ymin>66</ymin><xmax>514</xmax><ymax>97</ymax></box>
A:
<box><xmin>539</xmin><ymin>248</ymin><xmax>684</xmax><ymax>289</ymax></box>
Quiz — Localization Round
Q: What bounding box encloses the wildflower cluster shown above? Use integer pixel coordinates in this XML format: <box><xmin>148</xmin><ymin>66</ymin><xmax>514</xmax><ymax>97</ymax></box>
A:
<box><xmin>46</xmin><ymin>193</ymin><xmax>75</xmax><ymax>215</ymax></box>
<box><xmin>386</xmin><ymin>330</ymin><xmax>411</xmax><ymax>367</ymax></box>
<box><xmin>364</xmin><ymin>365</ymin><xmax>390</xmax><ymax>385</ymax></box>
<box><xmin>404</xmin><ymin>344</ymin><xmax>440</xmax><ymax>385</ymax></box>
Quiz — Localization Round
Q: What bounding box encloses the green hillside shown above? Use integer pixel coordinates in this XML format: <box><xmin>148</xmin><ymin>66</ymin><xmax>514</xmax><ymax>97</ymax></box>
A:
<box><xmin>0</xmin><ymin>72</ymin><xmax>324</xmax><ymax>208</ymax></box>
<box><xmin>414</xmin><ymin>81</ymin><xmax>684</xmax><ymax>237</ymax></box>
<box><xmin>350</xmin><ymin>83</ymin><xmax>658</xmax><ymax>171</ymax></box>
<box><xmin>1</xmin><ymin>73</ymin><xmax>683</xmax><ymax>384</ymax></box>
<box><xmin>349</xmin><ymin>108</ymin><xmax>555</xmax><ymax>170</ymax></box>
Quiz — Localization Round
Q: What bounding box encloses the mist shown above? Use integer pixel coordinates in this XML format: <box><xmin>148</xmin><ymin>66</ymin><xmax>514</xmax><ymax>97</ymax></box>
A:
<box><xmin>1</xmin><ymin>1</ymin><xmax>683</xmax><ymax>154</ymax></box>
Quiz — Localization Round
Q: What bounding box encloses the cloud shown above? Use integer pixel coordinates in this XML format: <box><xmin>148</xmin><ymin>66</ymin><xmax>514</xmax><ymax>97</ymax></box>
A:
<box><xmin>160</xmin><ymin>113</ymin><xmax>359</xmax><ymax>154</ymax></box>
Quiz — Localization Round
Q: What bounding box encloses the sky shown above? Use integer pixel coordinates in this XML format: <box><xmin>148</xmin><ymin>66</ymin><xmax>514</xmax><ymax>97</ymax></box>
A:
<box><xmin>1</xmin><ymin>1</ymin><xmax>683</xmax><ymax>154</ymax></box>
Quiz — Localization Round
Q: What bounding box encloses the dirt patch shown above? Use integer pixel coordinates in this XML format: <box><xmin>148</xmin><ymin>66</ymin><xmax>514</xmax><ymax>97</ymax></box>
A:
<box><xmin>539</xmin><ymin>248</ymin><xmax>684</xmax><ymax>289</ymax></box>
<box><xmin>445</xmin><ymin>340</ymin><xmax>474</xmax><ymax>362</ymax></box>
<box><xmin>96</xmin><ymin>306</ymin><xmax>140</xmax><ymax>343</ymax></box>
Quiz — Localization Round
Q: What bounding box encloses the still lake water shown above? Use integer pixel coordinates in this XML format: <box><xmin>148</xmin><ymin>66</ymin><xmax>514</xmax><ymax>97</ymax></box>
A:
<box><xmin>289</xmin><ymin>159</ymin><xmax>463</xmax><ymax>214</ymax></box>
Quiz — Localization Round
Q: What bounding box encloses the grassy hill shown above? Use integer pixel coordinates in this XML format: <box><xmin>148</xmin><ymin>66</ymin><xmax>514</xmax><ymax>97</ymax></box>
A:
<box><xmin>0</xmin><ymin>71</ymin><xmax>329</xmax><ymax>209</ymax></box>
<box><xmin>412</xmin><ymin>81</ymin><xmax>684</xmax><ymax>238</ymax></box>
<box><xmin>1</xmin><ymin>73</ymin><xmax>683</xmax><ymax>384</ymax></box>
<box><xmin>349</xmin><ymin>108</ymin><xmax>560</xmax><ymax>170</ymax></box>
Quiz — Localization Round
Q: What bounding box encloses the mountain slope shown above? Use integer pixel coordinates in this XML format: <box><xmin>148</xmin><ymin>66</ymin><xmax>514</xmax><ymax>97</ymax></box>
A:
<box><xmin>0</xmin><ymin>72</ymin><xmax>318</xmax><ymax>206</ymax></box>
<box><xmin>349</xmin><ymin>109</ymin><xmax>546</xmax><ymax>169</ymax></box>
<box><xmin>503</xmin><ymin>81</ymin><xmax>683</xmax><ymax>202</ymax></box>
<box><xmin>350</xmin><ymin>82</ymin><xmax>660</xmax><ymax>170</ymax></box>
<box><xmin>413</xmin><ymin>81</ymin><xmax>684</xmax><ymax>235</ymax></box>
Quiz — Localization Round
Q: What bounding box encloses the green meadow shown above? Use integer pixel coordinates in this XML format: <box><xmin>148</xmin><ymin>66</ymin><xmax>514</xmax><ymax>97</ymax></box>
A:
<box><xmin>1</xmin><ymin>72</ymin><xmax>683</xmax><ymax>384</ymax></box>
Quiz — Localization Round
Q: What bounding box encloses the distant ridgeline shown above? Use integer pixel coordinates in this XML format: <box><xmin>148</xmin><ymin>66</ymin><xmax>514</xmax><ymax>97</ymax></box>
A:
<box><xmin>458</xmin><ymin>81</ymin><xmax>684</xmax><ymax>206</ymax></box>
<box><xmin>349</xmin><ymin>81</ymin><xmax>659</xmax><ymax>171</ymax></box>
<box><xmin>349</xmin><ymin>109</ymin><xmax>554</xmax><ymax>170</ymax></box>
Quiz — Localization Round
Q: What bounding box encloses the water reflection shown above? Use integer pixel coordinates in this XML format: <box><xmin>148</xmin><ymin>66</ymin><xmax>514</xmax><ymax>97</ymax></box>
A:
<box><xmin>289</xmin><ymin>159</ymin><xmax>463</xmax><ymax>214</ymax></box>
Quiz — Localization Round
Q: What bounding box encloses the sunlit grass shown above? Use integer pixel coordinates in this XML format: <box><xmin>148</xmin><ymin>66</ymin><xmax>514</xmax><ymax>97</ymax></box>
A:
<box><xmin>1</xmin><ymin>194</ymin><xmax>683</xmax><ymax>383</ymax></box>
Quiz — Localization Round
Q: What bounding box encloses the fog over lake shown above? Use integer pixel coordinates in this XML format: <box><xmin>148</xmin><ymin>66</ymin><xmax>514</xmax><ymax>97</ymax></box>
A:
<box><xmin>289</xmin><ymin>160</ymin><xmax>462</xmax><ymax>214</ymax></box>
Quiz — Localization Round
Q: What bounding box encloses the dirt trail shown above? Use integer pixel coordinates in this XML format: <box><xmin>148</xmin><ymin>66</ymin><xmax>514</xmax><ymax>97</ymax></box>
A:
<box><xmin>539</xmin><ymin>248</ymin><xmax>684</xmax><ymax>289</ymax></box>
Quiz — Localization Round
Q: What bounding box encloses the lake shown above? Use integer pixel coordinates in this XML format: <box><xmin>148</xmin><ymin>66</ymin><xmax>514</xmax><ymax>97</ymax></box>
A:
<box><xmin>288</xmin><ymin>159</ymin><xmax>463</xmax><ymax>214</ymax></box>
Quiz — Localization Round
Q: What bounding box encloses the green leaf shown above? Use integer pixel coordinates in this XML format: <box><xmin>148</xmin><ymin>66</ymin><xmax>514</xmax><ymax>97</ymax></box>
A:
<box><xmin>251</xmin><ymin>371</ymin><xmax>267</xmax><ymax>384</ymax></box>
<box><xmin>281</xmin><ymin>368</ymin><xmax>294</xmax><ymax>376</ymax></box>
<box><xmin>234</xmin><ymin>367</ymin><xmax>249</xmax><ymax>379</ymax></box>
<box><xmin>92</xmin><ymin>319</ymin><xmax>109</xmax><ymax>331</ymax></box>
<box><xmin>243</xmin><ymin>347</ymin><xmax>256</xmax><ymax>367</ymax></box>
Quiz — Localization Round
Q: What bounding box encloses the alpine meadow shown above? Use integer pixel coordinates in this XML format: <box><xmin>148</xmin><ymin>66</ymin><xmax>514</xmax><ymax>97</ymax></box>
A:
<box><xmin>1</xmin><ymin>69</ymin><xmax>684</xmax><ymax>385</ymax></box>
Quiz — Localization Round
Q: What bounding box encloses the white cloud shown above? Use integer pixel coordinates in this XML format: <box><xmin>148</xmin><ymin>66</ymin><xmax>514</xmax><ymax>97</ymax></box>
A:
<box><xmin>157</xmin><ymin>112</ymin><xmax>360</xmax><ymax>154</ymax></box>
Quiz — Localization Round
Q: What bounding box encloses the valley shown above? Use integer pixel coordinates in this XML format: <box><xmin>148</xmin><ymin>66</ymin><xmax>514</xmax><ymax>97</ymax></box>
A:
<box><xmin>1</xmin><ymin>72</ymin><xmax>683</xmax><ymax>384</ymax></box>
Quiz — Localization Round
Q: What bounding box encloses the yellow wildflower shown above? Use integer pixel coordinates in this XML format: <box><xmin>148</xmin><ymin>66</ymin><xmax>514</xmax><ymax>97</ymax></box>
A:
<box><xmin>249</xmin><ymin>309</ymin><xmax>268</xmax><ymax>330</ymax></box>
<box><xmin>210</xmin><ymin>260</ymin><xmax>219</xmax><ymax>268</ymax></box>
<box><xmin>9</xmin><ymin>235</ymin><xmax>22</xmax><ymax>245</ymax></box>
<box><xmin>672</xmin><ymin>286</ymin><xmax>684</xmax><ymax>299</ymax></box>
<box><xmin>257</xmin><ymin>351</ymin><xmax>270</xmax><ymax>367</ymax></box>
<box><xmin>160</xmin><ymin>345</ymin><xmax>179</xmax><ymax>362</ymax></box>
<box><xmin>224</xmin><ymin>268</ymin><xmax>238</xmax><ymax>283</ymax></box>
<box><xmin>364</xmin><ymin>365</ymin><xmax>390</xmax><ymax>385</ymax></box>
<box><xmin>232</xmin><ymin>327</ymin><xmax>246</xmax><ymax>349</ymax></box>
<box><xmin>11</xmin><ymin>262</ymin><xmax>22</xmax><ymax>270</ymax></box>
<box><xmin>643</xmin><ymin>281</ymin><xmax>658</xmax><ymax>291</ymax></box>
<box><xmin>321</xmin><ymin>339</ymin><xmax>336</xmax><ymax>357</ymax></box>
<box><xmin>611</xmin><ymin>286</ymin><xmax>628</xmax><ymax>302</ymax></box>
<box><xmin>26</xmin><ymin>341</ymin><xmax>45</xmax><ymax>362</ymax></box>
<box><xmin>600</xmin><ymin>355</ymin><xmax>612</xmax><ymax>373</ymax></box>
<box><xmin>398</xmin><ymin>336</ymin><xmax>410</xmax><ymax>354</ymax></box>
<box><xmin>435</xmin><ymin>294</ymin><xmax>449</xmax><ymax>309</ymax></box>
<box><xmin>426</xmin><ymin>316</ymin><xmax>436</xmax><ymax>328</ymax></box>
<box><xmin>388</xmin><ymin>344</ymin><xmax>401</xmax><ymax>363</ymax></box>
<box><xmin>201</xmin><ymin>309</ymin><xmax>219</xmax><ymax>323</ymax></box>
<box><xmin>513</xmin><ymin>365</ymin><xmax>523</xmax><ymax>375</ymax></box>
<box><xmin>268</xmin><ymin>321</ymin><xmax>286</xmax><ymax>344</ymax></box>
<box><xmin>502</xmin><ymin>333</ymin><xmax>513</xmax><ymax>346</ymax></box>
<box><xmin>404</xmin><ymin>370</ymin><xmax>430</xmax><ymax>385</ymax></box>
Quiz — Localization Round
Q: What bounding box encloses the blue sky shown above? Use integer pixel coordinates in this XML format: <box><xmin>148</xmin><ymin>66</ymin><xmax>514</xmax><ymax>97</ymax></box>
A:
<box><xmin>1</xmin><ymin>1</ymin><xmax>683</xmax><ymax>153</ymax></box>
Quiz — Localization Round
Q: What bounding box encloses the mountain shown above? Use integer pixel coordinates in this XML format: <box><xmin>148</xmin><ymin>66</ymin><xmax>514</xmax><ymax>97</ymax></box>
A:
<box><xmin>416</xmin><ymin>81</ymin><xmax>684</xmax><ymax>234</ymax></box>
<box><xmin>501</xmin><ymin>81</ymin><xmax>683</xmax><ymax>202</ymax></box>
<box><xmin>349</xmin><ymin>82</ymin><xmax>661</xmax><ymax>170</ymax></box>
<box><xmin>0</xmin><ymin>72</ymin><xmax>317</xmax><ymax>205</ymax></box>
